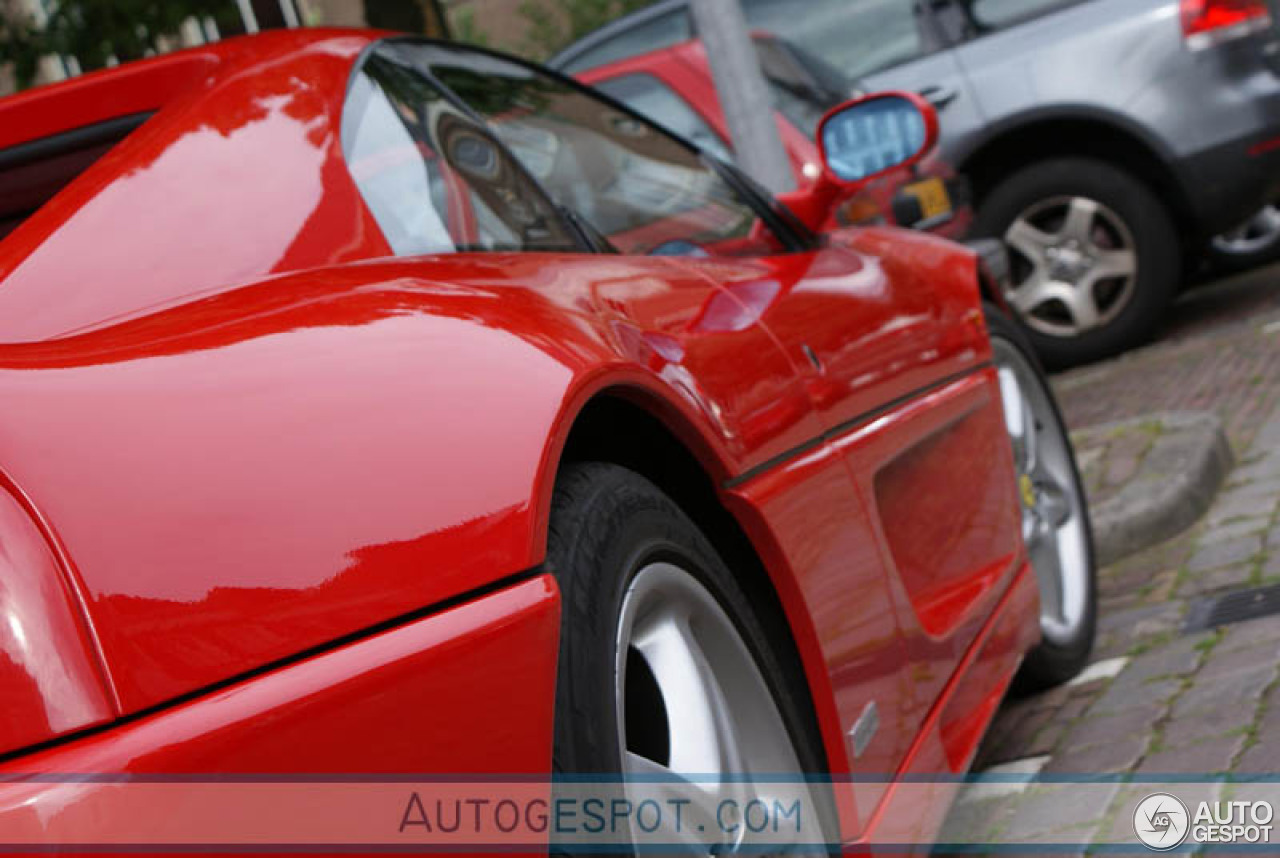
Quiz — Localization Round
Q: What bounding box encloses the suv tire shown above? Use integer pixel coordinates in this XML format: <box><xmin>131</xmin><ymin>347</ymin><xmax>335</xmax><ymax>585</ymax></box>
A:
<box><xmin>975</xmin><ymin>157</ymin><xmax>1179</xmax><ymax>368</ymax></box>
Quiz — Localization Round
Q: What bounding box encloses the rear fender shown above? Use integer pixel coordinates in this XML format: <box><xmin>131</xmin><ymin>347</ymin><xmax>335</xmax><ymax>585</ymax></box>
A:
<box><xmin>0</xmin><ymin>259</ymin><xmax>745</xmax><ymax>715</ymax></box>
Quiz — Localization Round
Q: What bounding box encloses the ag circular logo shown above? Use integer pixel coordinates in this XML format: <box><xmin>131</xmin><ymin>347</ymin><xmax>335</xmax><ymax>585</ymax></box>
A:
<box><xmin>1134</xmin><ymin>793</ymin><xmax>1190</xmax><ymax>850</ymax></box>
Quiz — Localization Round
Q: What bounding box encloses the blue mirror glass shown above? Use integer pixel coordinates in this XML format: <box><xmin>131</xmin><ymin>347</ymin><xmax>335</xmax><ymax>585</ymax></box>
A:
<box><xmin>821</xmin><ymin>96</ymin><xmax>928</xmax><ymax>183</ymax></box>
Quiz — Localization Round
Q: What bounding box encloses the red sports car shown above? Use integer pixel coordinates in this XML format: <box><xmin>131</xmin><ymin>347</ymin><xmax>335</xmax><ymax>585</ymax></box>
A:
<box><xmin>0</xmin><ymin>30</ymin><xmax>1093</xmax><ymax>853</ymax></box>
<box><xmin>575</xmin><ymin>34</ymin><xmax>974</xmax><ymax>237</ymax></box>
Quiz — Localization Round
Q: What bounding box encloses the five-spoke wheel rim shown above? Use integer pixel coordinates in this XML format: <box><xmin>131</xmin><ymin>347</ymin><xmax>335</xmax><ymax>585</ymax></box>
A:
<box><xmin>614</xmin><ymin>562</ymin><xmax>825</xmax><ymax>853</ymax></box>
<box><xmin>993</xmin><ymin>339</ymin><xmax>1091</xmax><ymax>646</ymax></box>
<box><xmin>1003</xmin><ymin>195</ymin><xmax>1138</xmax><ymax>338</ymax></box>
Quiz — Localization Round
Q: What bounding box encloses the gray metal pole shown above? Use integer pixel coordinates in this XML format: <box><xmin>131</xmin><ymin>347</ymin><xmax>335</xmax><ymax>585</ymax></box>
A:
<box><xmin>688</xmin><ymin>0</ymin><xmax>794</xmax><ymax>193</ymax></box>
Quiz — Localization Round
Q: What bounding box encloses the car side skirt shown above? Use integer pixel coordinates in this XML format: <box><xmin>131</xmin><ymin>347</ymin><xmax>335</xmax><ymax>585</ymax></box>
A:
<box><xmin>0</xmin><ymin>574</ymin><xmax>560</xmax><ymax>780</ymax></box>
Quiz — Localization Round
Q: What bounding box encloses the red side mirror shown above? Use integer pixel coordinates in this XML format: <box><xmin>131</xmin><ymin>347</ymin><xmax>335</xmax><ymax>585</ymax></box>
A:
<box><xmin>778</xmin><ymin>92</ymin><xmax>939</xmax><ymax>234</ymax></box>
<box><xmin>817</xmin><ymin>91</ymin><xmax>938</xmax><ymax>187</ymax></box>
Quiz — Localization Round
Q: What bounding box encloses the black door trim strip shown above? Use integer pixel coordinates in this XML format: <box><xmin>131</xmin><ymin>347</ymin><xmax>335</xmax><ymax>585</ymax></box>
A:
<box><xmin>723</xmin><ymin>361</ymin><xmax>994</xmax><ymax>489</ymax></box>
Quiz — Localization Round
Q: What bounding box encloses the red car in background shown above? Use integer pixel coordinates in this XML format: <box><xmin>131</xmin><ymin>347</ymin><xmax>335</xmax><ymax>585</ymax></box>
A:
<box><xmin>578</xmin><ymin>34</ymin><xmax>973</xmax><ymax>238</ymax></box>
<box><xmin>0</xmin><ymin>30</ymin><xmax>1091</xmax><ymax>854</ymax></box>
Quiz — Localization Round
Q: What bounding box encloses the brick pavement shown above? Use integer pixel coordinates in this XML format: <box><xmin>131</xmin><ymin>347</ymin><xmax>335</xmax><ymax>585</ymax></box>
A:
<box><xmin>1054</xmin><ymin>263</ymin><xmax>1280</xmax><ymax>450</ymax></box>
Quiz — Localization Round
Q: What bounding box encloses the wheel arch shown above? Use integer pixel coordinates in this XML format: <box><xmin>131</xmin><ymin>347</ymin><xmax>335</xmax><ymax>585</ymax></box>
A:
<box><xmin>540</xmin><ymin>383</ymin><xmax>848</xmax><ymax>775</ymax></box>
<box><xmin>554</xmin><ymin>392</ymin><xmax>768</xmax><ymax>610</ymax></box>
<box><xmin>957</xmin><ymin>106</ymin><xmax>1196</xmax><ymax>247</ymax></box>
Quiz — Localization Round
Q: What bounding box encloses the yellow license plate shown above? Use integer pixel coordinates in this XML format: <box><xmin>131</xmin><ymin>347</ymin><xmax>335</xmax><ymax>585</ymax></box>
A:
<box><xmin>903</xmin><ymin>177</ymin><xmax>953</xmax><ymax>221</ymax></box>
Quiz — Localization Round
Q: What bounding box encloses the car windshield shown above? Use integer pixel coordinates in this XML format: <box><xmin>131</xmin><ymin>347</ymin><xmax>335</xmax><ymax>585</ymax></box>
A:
<box><xmin>371</xmin><ymin>41</ymin><xmax>787</xmax><ymax>258</ymax></box>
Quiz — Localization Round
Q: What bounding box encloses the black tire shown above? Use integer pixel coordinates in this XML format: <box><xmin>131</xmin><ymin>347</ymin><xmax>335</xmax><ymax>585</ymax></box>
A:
<box><xmin>974</xmin><ymin>157</ymin><xmax>1179</xmax><ymax>369</ymax></box>
<box><xmin>547</xmin><ymin>462</ymin><xmax>832</xmax><ymax>840</ymax></box>
<box><xmin>984</xmin><ymin>306</ymin><xmax>1098</xmax><ymax>691</ymax></box>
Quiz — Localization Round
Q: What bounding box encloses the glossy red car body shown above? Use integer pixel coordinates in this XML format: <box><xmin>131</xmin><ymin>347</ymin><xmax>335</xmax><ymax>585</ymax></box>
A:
<box><xmin>576</xmin><ymin>36</ymin><xmax>973</xmax><ymax>238</ymax></box>
<box><xmin>0</xmin><ymin>29</ymin><xmax>1036</xmax><ymax>852</ymax></box>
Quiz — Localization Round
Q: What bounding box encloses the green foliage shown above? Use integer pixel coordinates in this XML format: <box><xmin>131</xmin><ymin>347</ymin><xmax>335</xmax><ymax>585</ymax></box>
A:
<box><xmin>450</xmin><ymin>7</ymin><xmax>490</xmax><ymax>47</ymax></box>
<box><xmin>0</xmin><ymin>0</ymin><xmax>236</xmax><ymax>90</ymax></box>
<box><xmin>0</xmin><ymin>12</ymin><xmax>44</xmax><ymax>88</ymax></box>
<box><xmin>517</xmin><ymin>0</ymin><xmax>655</xmax><ymax>59</ymax></box>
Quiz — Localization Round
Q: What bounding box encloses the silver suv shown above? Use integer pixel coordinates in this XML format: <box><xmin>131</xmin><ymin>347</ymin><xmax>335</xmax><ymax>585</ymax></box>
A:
<box><xmin>551</xmin><ymin>0</ymin><xmax>1280</xmax><ymax>366</ymax></box>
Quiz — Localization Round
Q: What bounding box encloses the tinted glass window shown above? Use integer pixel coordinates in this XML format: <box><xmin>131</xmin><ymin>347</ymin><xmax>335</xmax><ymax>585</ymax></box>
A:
<box><xmin>558</xmin><ymin>11</ymin><xmax>693</xmax><ymax>74</ymax></box>
<box><xmin>741</xmin><ymin>0</ymin><xmax>944</xmax><ymax>81</ymax></box>
<box><xmin>342</xmin><ymin>52</ymin><xmax>577</xmax><ymax>255</ymax></box>
<box><xmin>950</xmin><ymin>0</ymin><xmax>1072</xmax><ymax>32</ymax></box>
<box><xmin>593</xmin><ymin>73</ymin><xmax>733</xmax><ymax>160</ymax></box>
<box><xmin>388</xmin><ymin>42</ymin><xmax>785</xmax><ymax>258</ymax></box>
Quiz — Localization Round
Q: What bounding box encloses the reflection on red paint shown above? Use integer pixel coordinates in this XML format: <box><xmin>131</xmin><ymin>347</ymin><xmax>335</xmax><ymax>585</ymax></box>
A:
<box><xmin>0</xmin><ymin>486</ymin><xmax>114</xmax><ymax>755</ymax></box>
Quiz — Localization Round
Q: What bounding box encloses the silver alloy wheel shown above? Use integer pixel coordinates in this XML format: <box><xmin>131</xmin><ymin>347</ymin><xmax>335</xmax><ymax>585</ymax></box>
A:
<box><xmin>614</xmin><ymin>562</ymin><xmax>826</xmax><ymax>852</ymax></box>
<box><xmin>1003</xmin><ymin>196</ymin><xmax>1138</xmax><ymax>338</ymax></box>
<box><xmin>1211</xmin><ymin>203</ymin><xmax>1280</xmax><ymax>257</ymax></box>
<box><xmin>993</xmin><ymin>339</ymin><xmax>1091</xmax><ymax>646</ymax></box>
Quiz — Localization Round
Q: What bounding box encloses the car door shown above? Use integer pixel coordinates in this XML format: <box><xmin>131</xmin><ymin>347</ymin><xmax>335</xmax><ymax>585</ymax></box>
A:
<box><xmin>859</xmin><ymin>50</ymin><xmax>986</xmax><ymax>160</ymax></box>
<box><xmin>935</xmin><ymin>0</ymin><xmax>1159</xmax><ymax>128</ymax></box>
<box><xmin>786</xmin><ymin>229</ymin><xmax>1022</xmax><ymax>763</ymax></box>
<box><xmin>670</xmin><ymin>237</ymin><xmax>976</xmax><ymax>812</ymax></box>
<box><xmin>672</xmin><ymin>218</ymin><xmax>1022</xmax><ymax>764</ymax></box>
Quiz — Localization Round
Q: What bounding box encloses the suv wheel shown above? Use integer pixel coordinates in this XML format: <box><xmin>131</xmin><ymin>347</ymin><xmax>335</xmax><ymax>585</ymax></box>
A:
<box><xmin>974</xmin><ymin>157</ymin><xmax>1179</xmax><ymax>368</ymax></box>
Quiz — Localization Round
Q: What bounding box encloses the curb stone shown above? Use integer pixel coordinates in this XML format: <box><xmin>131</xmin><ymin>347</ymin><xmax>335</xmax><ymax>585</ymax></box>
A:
<box><xmin>1074</xmin><ymin>412</ymin><xmax>1234</xmax><ymax>566</ymax></box>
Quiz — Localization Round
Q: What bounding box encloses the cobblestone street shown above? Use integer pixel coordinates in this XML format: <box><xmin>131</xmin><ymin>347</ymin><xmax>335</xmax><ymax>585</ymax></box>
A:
<box><xmin>938</xmin><ymin>262</ymin><xmax>1280</xmax><ymax>852</ymax></box>
<box><xmin>1055</xmin><ymin>263</ymin><xmax>1280</xmax><ymax>450</ymax></box>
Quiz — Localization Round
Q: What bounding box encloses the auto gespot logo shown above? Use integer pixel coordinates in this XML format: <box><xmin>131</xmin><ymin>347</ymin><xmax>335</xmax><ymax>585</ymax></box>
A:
<box><xmin>1134</xmin><ymin>793</ymin><xmax>1275</xmax><ymax>850</ymax></box>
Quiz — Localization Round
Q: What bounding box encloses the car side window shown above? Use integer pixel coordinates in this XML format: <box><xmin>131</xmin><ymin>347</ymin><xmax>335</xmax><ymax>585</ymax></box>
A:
<box><xmin>592</xmin><ymin>73</ymin><xmax>734</xmax><ymax>162</ymax></box>
<box><xmin>941</xmin><ymin>0</ymin><xmax>1076</xmax><ymax>34</ymax></box>
<box><xmin>740</xmin><ymin>0</ymin><xmax>947</xmax><ymax>82</ymax></box>
<box><xmin>385</xmin><ymin>42</ymin><xmax>790</xmax><ymax>259</ymax></box>
<box><xmin>341</xmin><ymin>53</ymin><xmax>578</xmax><ymax>256</ymax></box>
<box><xmin>558</xmin><ymin>11</ymin><xmax>694</xmax><ymax>74</ymax></box>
